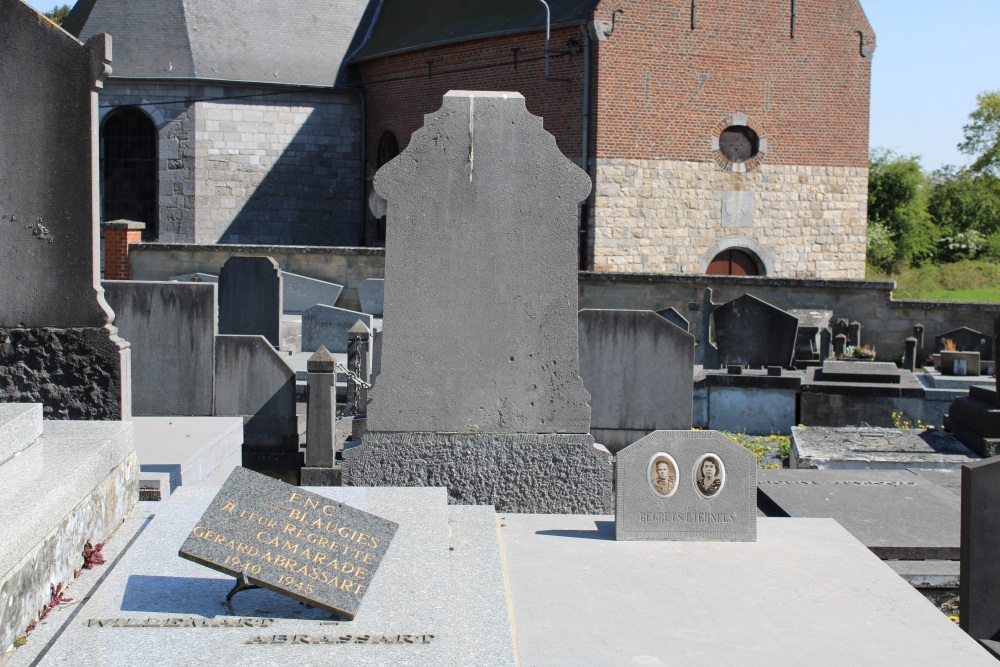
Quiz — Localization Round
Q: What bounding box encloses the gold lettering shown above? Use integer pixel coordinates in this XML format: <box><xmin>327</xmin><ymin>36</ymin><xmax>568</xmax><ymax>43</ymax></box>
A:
<box><xmin>289</xmin><ymin>492</ymin><xmax>303</xmax><ymax>504</ymax></box>
<box><xmin>304</xmin><ymin>497</ymin><xmax>319</xmax><ymax>510</ymax></box>
<box><xmin>221</xmin><ymin>501</ymin><xmax>237</xmax><ymax>514</ymax></box>
<box><xmin>288</xmin><ymin>508</ymin><xmax>308</xmax><ymax>522</ymax></box>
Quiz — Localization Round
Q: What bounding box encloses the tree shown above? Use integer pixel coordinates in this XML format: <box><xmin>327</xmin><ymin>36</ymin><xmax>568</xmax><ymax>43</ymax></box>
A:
<box><xmin>929</xmin><ymin>167</ymin><xmax>1000</xmax><ymax>261</ymax></box>
<box><xmin>959</xmin><ymin>90</ymin><xmax>1000</xmax><ymax>176</ymax></box>
<box><xmin>43</xmin><ymin>4</ymin><xmax>71</xmax><ymax>26</ymax></box>
<box><xmin>867</xmin><ymin>149</ymin><xmax>935</xmax><ymax>269</ymax></box>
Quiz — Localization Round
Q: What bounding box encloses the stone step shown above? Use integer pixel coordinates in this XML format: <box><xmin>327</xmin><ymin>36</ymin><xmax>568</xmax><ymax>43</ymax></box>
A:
<box><xmin>0</xmin><ymin>419</ymin><xmax>136</xmax><ymax>656</ymax></box>
<box><xmin>0</xmin><ymin>404</ymin><xmax>43</xmax><ymax>466</ymax></box>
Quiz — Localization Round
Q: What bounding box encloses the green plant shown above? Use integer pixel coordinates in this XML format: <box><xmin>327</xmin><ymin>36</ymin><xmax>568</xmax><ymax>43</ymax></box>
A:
<box><xmin>722</xmin><ymin>431</ymin><xmax>790</xmax><ymax>469</ymax></box>
<box><xmin>891</xmin><ymin>411</ymin><xmax>928</xmax><ymax>430</ymax></box>
<box><xmin>13</xmin><ymin>636</ymin><xmax>26</xmax><ymax>648</ymax></box>
<box><xmin>841</xmin><ymin>344</ymin><xmax>876</xmax><ymax>360</ymax></box>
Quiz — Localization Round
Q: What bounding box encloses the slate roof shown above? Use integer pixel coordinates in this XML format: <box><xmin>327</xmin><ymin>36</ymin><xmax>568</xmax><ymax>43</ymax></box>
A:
<box><xmin>350</xmin><ymin>0</ymin><xmax>599</xmax><ymax>63</ymax></box>
<box><xmin>65</xmin><ymin>0</ymin><xmax>376</xmax><ymax>87</ymax></box>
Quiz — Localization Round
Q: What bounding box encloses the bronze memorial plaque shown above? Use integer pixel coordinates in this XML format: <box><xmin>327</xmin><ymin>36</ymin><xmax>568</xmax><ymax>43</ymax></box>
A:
<box><xmin>179</xmin><ymin>467</ymin><xmax>397</xmax><ymax>620</ymax></box>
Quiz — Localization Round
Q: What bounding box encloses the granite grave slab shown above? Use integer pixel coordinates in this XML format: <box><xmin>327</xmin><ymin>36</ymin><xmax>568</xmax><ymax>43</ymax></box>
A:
<box><xmin>302</xmin><ymin>304</ymin><xmax>372</xmax><ymax>354</ymax></box>
<box><xmin>712</xmin><ymin>293</ymin><xmax>798</xmax><ymax>369</ymax></box>
<box><xmin>615</xmin><ymin>430</ymin><xmax>756</xmax><ymax>541</ymax></box>
<box><xmin>790</xmin><ymin>426</ymin><xmax>978</xmax><ymax>470</ymax></box>
<box><xmin>179</xmin><ymin>467</ymin><xmax>397</xmax><ymax>620</ymax></box>
<box><xmin>757</xmin><ymin>468</ymin><xmax>960</xmax><ymax>559</ymax></box>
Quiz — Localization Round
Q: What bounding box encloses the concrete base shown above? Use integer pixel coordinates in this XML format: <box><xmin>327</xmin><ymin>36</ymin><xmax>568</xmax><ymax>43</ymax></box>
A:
<box><xmin>300</xmin><ymin>466</ymin><xmax>342</xmax><ymax>486</ymax></box>
<box><xmin>501</xmin><ymin>514</ymin><xmax>992</xmax><ymax>665</ymax></box>
<box><xmin>0</xmin><ymin>419</ymin><xmax>137</xmax><ymax>656</ymax></box>
<box><xmin>790</xmin><ymin>426</ymin><xmax>978</xmax><ymax>470</ymax></box>
<box><xmin>5</xmin><ymin>487</ymin><xmax>515</xmax><ymax>667</ymax></box>
<box><xmin>343</xmin><ymin>432</ymin><xmax>613</xmax><ymax>513</ymax></box>
<box><xmin>133</xmin><ymin>417</ymin><xmax>244</xmax><ymax>498</ymax></box>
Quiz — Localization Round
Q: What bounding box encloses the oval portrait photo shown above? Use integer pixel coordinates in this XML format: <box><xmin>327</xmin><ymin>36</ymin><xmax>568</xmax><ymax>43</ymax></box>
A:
<box><xmin>647</xmin><ymin>453</ymin><xmax>679</xmax><ymax>499</ymax></box>
<box><xmin>694</xmin><ymin>453</ymin><xmax>725</xmax><ymax>498</ymax></box>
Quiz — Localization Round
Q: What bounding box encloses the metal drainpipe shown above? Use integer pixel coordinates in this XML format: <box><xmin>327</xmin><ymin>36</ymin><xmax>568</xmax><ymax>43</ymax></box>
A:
<box><xmin>580</xmin><ymin>23</ymin><xmax>592</xmax><ymax>269</ymax></box>
<box><xmin>538</xmin><ymin>0</ymin><xmax>552</xmax><ymax>78</ymax></box>
<box><xmin>357</xmin><ymin>89</ymin><xmax>367</xmax><ymax>245</ymax></box>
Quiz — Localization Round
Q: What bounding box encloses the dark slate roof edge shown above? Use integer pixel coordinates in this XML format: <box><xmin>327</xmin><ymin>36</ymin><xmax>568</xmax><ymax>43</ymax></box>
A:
<box><xmin>351</xmin><ymin>19</ymin><xmax>586</xmax><ymax>64</ymax></box>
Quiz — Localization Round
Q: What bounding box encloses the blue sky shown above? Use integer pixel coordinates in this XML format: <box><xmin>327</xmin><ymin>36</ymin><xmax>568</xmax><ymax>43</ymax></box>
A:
<box><xmin>24</xmin><ymin>0</ymin><xmax>1000</xmax><ymax>173</ymax></box>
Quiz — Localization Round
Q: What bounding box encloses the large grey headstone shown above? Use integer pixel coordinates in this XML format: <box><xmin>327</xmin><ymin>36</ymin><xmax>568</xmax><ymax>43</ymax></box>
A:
<box><xmin>282</xmin><ymin>271</ymin><xmax>343</xmax><ymax>314</ymax></box>
<box><xmin>302</xmin><ymin>305</ymin><xmax>372</xmax><ymax>354</ymax></box>
<box><xmin>218</xmin><ymin>256</ymin><xmax>282</xmax><ymax>347</ymax></box>
<box><xmin>579</xmin><ymin>310</ymin><xmax>694</xmax><ymax>452</ymax></box>
<box><xmin>357</xmin><ymin>278</ymin><xmax>384</xmax><ymax>317</ymax></box>
<box><xmin>961</xmin><ymin>455</ymin><xmax>1000</xmax><ymax>640</ymax></box>
<box><xmin>103</xmin><ymin>281</ymin><xmax>216</xmax><ymax>416</ymax></box>
<box><xmin>713</xmin><ymin>294</ymin><xmax>798</xmax><ymax>369</ymax></box>
<box><xmin>366</xmin><ymin>91</ymin><xmax>592</xmax><ymax>434</ymax></box>
<box><xmin>615</xmin><ymin>430</ymin><xmax>756</xmax><ymax>541</ymax></box>
<box><xmin>345</xmin><ymin>91</ymin><xmax>610</xmax><ymax>513</ymax></box>
<box><xmin>935</xmin><ymin>326</ymin><xmax>993</xmax><ymax>360</ymax></box>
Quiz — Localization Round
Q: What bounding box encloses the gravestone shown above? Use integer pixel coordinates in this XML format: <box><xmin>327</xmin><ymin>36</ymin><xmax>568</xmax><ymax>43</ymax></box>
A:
<box><xmin>343</xmin><ymin>91</ymin><xmax>611</xmax><ymax>513</ymax></box>
<box><xmin>758</xmin><ymin>469</ymin><xmax>960</xmax><ymax>559</ymax></box>
<box><xmin>935</xmin><ymin>326</ymin><xmax>993</xmax><ymax>360</ymax></box>
<box><xmin>218</xmin><ymin>256</ymin><xmax>282</xmax><ymax>348</ymax></box>
<box><xmin>302</xmin><ymin>347</ymin><xmax>337</xmax><ymax>486</ymax></box>
<box><xmin>357</xmin><ymin>278</ymin><xmax>385</xmax><ymax>317</ymax></box>
<box><xmin>961</xmin><ymin>455</ymin><xmax>1000</xmax><ymax>641</ymax></box>
<box><xmin>615</xmin><ymin>430</ymin><xmax>756</xmax><ymax>541</ymax></box>
<box><xmin>800</xmin><ymin>361</ymin><xmax>925</xmax><ymax>427</ymax></box>
<box><xmin>945</xmin><ymin>317</ymin><xmax>1000</xmax><ymax>456</ymax></box>
<box><xmin>696</xmin><ymin>288</ymin><xmax>720</xmax><ymax>369</ymax></box>
<box><xmin>914</xmin><ymin>324</ymin><xmax>926</xmax><ymax>366</ymax></box>
<box><xmin>0</xmin><ymin>6</ymin><xmax>128</xmax><ymax>419</ymax></box>
<box><xmin>179</xmin><ymin>466</ymin><xmax>397</xmax><ymax>620</ymax></box>
<box><xmin>712</xmin><ymin>294</ymin><xmax>798</xmax><ymax>369</ymax></box>
<box><xmin>655</xmin><ymin>307</ymin><xmax>690</xmax><ymax>332</ymax></box>
<box><xmin>302</xmin><ymin>305</ymin><xmax>373</xmax><ymax>354</ymax></box>
<box><xmin>578</xmin><ymin>309</ymin><xmax>694</xmax><ymax>452</ymax></box>
<box><xmin>281</xmin><ymin>271</ymin><xmax>343</xmax><ymax>314</ymax></box>
<box><xmin>787</xmin><ymin>309</ymin><xmax>832</xmax><ymax>364</ymax></box>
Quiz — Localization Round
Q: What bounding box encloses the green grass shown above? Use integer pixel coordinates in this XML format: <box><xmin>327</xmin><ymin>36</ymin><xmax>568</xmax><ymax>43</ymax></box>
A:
<box><xmin>867</xmin><ymin>259</ymin><xmax>1000</xmax><ymax>302</ymax></box>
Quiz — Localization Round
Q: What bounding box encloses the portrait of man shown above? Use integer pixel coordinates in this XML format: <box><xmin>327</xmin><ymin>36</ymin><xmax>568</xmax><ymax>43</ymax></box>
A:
<box><xmin>696</xmin><ymin>454</ymin><xmax>725</xmax><ymax>498</ymax></box>
<box><xmin>647</xmin><ymin>454</ymin><xmax>678</xmax><ymax>498</ymax></box>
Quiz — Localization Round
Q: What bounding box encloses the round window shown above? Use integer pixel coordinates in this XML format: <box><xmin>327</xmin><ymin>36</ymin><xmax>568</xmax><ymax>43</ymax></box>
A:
<box><xmin>718</xmin><ymin>126</ymin><xmax>760</xmax><ymax>164</ymax></box>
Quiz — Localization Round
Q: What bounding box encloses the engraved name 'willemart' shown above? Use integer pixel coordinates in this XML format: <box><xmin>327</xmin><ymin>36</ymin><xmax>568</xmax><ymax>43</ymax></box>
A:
<box><xmin>179</xmin><ymin>467</ymin><xmax>398</xmax><ymax>619</ymax></box>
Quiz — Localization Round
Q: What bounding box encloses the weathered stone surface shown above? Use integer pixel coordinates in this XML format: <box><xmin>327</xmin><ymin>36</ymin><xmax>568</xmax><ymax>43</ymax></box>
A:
<box><xmin>218</xmin><ymin>256</ymin><xmax>282</xmax><ymax>347</ymax></box>
<box><xmin>302</xmin><ymin>304</ymin><xmax>371</xmax><ymax>354</ymax></box>
<box><xmin>655</xmin><ymin>307</ymin><xmax>690</xmax><ymax>332</ymax></box>
<box><xmin>816</xmin><ymin>360</ymin><xmax>901</xmax><ymax>384</ymax></box>
<box><xmin>282</xmin><ymin>271</ymin><xmax>343</xmax><ymax>314</ymax></box>
<box><xmin>0</xmin><ymin>326</ymin><xmax>127</xmax><ymax>419</ymax></box>
<box><xmin>713</xmin><ymin>294</ymin><xmax>798</xmax><ymax>369</ymax></box>
<box><xmin>367</xmin><ymin>91</ymin><xmax>591</xmax><ymax>434</ymax></box>
<box><xmin>615</xmin><ymin>430</ymin><xmax>756</xmax><ymax>541</ymax></box>
<box><xmin>790</xmin><ymin>426</ymin><xmax>978</xmax><ymax>470</ymax></box>
<box><xmin>578</xmin><ymin>309</ymin><xmax>694</xmax><ymax>452</ymax></box>
<box><xmin>343</xmin><ymin>432</ymin><xmax>612</xmax><ymax>514</ymax></box>
<box><xmin>0</xmin><ymin>403</ymin><xmax>41</xmax><ymax>466</ymax></box>
<box><xmin>961</xmin><ymin>456</ymin><xmax>1000</xmax><ymax>640</ymax></box>
<box><xmin>357</xmin><ymin>278</ymin><xmax>384</xmax><ymax>317</ymax></box>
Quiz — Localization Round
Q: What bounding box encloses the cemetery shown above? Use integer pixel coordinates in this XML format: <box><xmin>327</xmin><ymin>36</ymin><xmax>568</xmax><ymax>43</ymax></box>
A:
<box><xmin>3</xmin><ymin>1</ymin><xmax>1000</xmax><ymax>664</ymax></box>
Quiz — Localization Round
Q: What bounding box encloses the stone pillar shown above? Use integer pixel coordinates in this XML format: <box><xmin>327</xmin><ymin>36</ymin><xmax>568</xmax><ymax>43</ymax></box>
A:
<box><xmin>101</xmin><ymin>220</ymin><xmax>145</xmax><ymax>280</ymax></box>
<box><xmin>903</xmin><ymin>337</ymin><xmax>917</xmax><ymax>372</ymax></box>
<box><xmin>913</xmin><ymin>324</ymin><xmax>925</xmax><ymax>368</ymax></box>
<box><xmin>833</xmin><ymin>334</ymin><xmax>847</xmax><ymax>358</ymax></box>
<box><xmin>848</xmin><ymin>321</ymin><xmax>862</xmax><ymax>347</ymax></box>
<box><xmin>697</xmin><ymin>287</ymin><xmax>719</xmax><ymax>369</ymax></box>
<box><xmin>346</xmin><ymin>320</ymin><xmax>371</xmax><ymax>416</ymax></box>
<box><xmin>301</xmin><ymin>346</ymin><xmax>338</xmax><ymax>486</ymax></box>
<box><xmin>819</xmin><ymin>329</ymin><xmax>832</xmax><ymax>360</ymax></box>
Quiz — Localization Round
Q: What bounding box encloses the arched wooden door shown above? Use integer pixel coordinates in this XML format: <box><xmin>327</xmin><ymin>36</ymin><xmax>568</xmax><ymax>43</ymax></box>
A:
<box><xmin>707</xmin><ymin>249</ymin><xmax>761</xmax><ymax>276</ymax></box>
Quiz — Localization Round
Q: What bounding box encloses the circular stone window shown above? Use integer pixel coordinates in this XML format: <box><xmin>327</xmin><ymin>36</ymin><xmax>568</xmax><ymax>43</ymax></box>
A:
<box><xmin>718</xmin><ymin>125</ymin><xmax>760</xmax><ymax>164</ymax></box>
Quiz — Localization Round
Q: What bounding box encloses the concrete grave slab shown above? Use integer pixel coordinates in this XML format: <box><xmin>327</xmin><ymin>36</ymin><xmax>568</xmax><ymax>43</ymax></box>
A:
<box><xmin>757</xmin><ymin>468</ymin><xmax>960</xmax><ymax>559</ymax></box>
<box><xmin>790</xmin><ymin>426</ymin><xmax>978</xmax><ymax>470</ymax></box>
<box><xmin>356</xmin><ymin>278</ymin><xmax>384</xmax><ymax>317</ymax></box>
<box><xmin>0</xmin><ymin>403</ymin><xmax>41</xmax><ymax>466</ymax></box>
<box><xmin>302</xmin><ymin>304</ymin><xmax>372</xmax><ymax>354</ymax></box>
<box><xmin>800</xmin><ymin>365</ymin><xmax>925</xmax><ymax>427</ymax></box>
<box><xmin>816</xmin><ymin>360</ymin><xmax>902</xmax><ymax>384</ymax></box>
<box><xmin>218</xmin><ymin>256</ymin><xmax>282</xmax><ymax>347</ymax></box>
<box><xmin>133</xmin><ymin>416</ymin><xmax>243</xmax><ymax>494</ymax></box>
<box><xmin>712</xmin><ymin>293</ymin><xmax>798</xmax><ymax>369</ymax></box>
<box><xmin>578</xmin><ymin>309</ymin><xmax>694</xmax><ymax>452</ymax></box>
<box><xmin>282</xmin><ymin>271</ymin><xmax>343</xmax><ymax>314</ymax></box>
<box><xmin>502</xmin><ymin>514</ymin><xmax>993</xmax><ymax>665</ymax></box>
<box><xmin>615</xmin><ymin>430</ymin><xmax>756</xmax><ymax>541</ymax></box>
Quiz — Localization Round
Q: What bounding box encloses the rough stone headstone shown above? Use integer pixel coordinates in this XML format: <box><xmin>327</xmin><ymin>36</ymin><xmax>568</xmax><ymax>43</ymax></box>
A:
<box><xmin>961</xmin><ymin>455</ymin><xmax>1000</xmax><ymax>641</ymax></box>
<box><xmin>615</xmin><ymin>430</ymin><xmax>756</xmax><ymax>541</ymax></box>
<box><xmin>103</xmin><ymin>281</ymin><xmax>216</xmax><ymax>416</ymax></box>
<box><xmin>302</xmin><ymin>305</ymin><xmax>372</xmax><ymax>354</ymax></box>
<box><xmin>655</xmin><ymin>307</ymin><xmax>690</xmax><ymax>333</ymax></box>
<box><xmin>578</xmin><ymin>310</ymin><xmax>694</xmax><ymax>452</ymax></box>
<box><xmin>179</xmin><ymin>466</ymin><xmax>397</xmax><ymax>620</ymax></box>
<box><xmin>935</xmin><ymin>326</ymin><xmax>993</xmax><ymax>360</ymax></box>
<box><xmin>903</xmin><ymin>337</ymin><xmax>917</xmax><ymax>372</ymax></box>
<box><xmin>343</xmin><ymin>91</ymin><xmax>611</xmax><ymax>513</ymax></box>
<box><xmin>0</xmin><ymin>6</ymin><xmax>128</xmax><ymax>419</ymax></box>
<box><xmin>218</xmin><ymin>256</ymin><xmax>282</xmax><ymax>348</ymax></box>
<box><xmin>357</xmin><ymin>278</ymin><xmax>385</xmax><ymax>317</ymax></box>
<box><xmin>758</xmin><ymin>469</ymin><xmax>960</xmax><ymax>559</ymax></box>
<box><xmin>281</xmin><ymin>271</ymin><xmax>343</xmax><ymax>314</ymax></box>
<box><xmin>712</xmin><ymin>294</ymin><xmax>798</xmax><ymax>369</ymax></box>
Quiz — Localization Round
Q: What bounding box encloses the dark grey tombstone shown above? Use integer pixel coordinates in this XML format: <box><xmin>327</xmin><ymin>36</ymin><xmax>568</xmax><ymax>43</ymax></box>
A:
<box><xmin>913</xmin><ymin>324</ymin><xmax>925</xmax><ymax>367</ymax></box>
<box><xmin>961</xmin><ymin>456</ymin><xmax>1000</xmax><ymax>640</ymax></box>
<box><xmin>848</xmin><ymin>321</ymin><xmax>862</xmax><ymax>347</ymax></box>
<box><xmin>302</xmin><ymin>305</ymin><xmax>373</xmax><ymax>354</ymax></box>
<box><xmin>218</xmin><ymin>256</ymin><xmax>282</xmax><ymax>348</ymax></box>
<box><xmin>0</xmin><ymin>8</ymin><xmax>127</xmax><ymax>419</ymax></box>
<box><xmin>833</xmin><ymin>318</ymin><xmax>850</xmax><ymax>339</ymax></box>
<box><xmin>712</xmin><ymin>294</ymin><xmax>798</xmax><ymax>369</ymax></box>
<box><xmin>655</xmin><ymin>307</ymin><xmax>690</xmax><ymax>333</ymax></box>
<box><xmin>578</xmin><ymin>310</ymin><xmax>694</xmax><ymax>453</ymax></box>
<box><xmin>935</xmin><ymin>327</ymin><xmax>993</xmax><ymax>360</ymax></box>
<box><xmin>179</xmin><ymin>467</ymin><xmax>397</xmax><ymax>620</ymax></box>
<box><xmin>943</xmin><ymin>316</ymin><xmax>1000</xmax><ymax>457</ymax></box>
<box><xmin>615</xmin><ymin>430</ymin><xmax>756</xmax><ymax>541</ymax></box>
<box><xmin>819</xmin><ymin>329</ymin><xmax>832</xmax><ymax>360</ymax></box>
<box><xmin>696</xmin><ymin>288</ymin><xmax>719</xmax><ymax>369</ymax></box>
<box><xmin>903</xmin><ymin>337</ymin><xmax>917</xmax><ymax>372</ymax></box>
<box><xmin>833</xmin><ymin>334</ymin><xmax>847</xmax><ymax>358</ymax></box>
<box><xmin>103</xmin><ymin>281</ymin><xmax>216</xmax><ymax>416</ymax></box>
<box><xmin>788</xmin><ymin>309</ymin><xmax>832</xmax><ymax>363</ymax></box>
<box><xmin>343</xmin><ymin>91</ymin><xmax>611</xmax><ymax>513</ymax></box>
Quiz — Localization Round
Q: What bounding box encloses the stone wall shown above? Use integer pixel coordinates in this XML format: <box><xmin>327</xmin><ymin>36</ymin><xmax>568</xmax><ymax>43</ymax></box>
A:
<box><xmin>99</xmin><ymin>83</ymin><xmax>363</xmax><ymax>245</ymax></box>
<box><xmin>591</xmin><ymin>160</ymin><xmax>868</xmax><ymax>279</ymax></box>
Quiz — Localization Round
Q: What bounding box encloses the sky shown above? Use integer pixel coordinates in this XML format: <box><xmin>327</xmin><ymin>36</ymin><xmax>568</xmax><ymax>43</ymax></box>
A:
<box><xmin>23</xmin><ymin>0</ymin><xmax>1000</xmax><ymax>174</ymax></box>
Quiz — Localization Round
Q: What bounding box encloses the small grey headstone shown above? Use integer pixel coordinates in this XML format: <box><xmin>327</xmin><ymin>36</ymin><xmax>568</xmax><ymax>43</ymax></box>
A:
<box><xmin>615</xmin><ymin>430</ymin><xmax>756</xmax><ymax>541</ymax></box>
<box><xmin>357</xmin><ymin>278</ymin><xmax>385</xmax><ymax>317</ymax></box>
<box><xmin>302</xmin><ymin>305</ymin><xmax>372</xmax><ymax>354</ymax></box>
<box><xmin>281</xmin><ymin>271</ymin><xmax>343</xmax><ymax>314</ymax></box>
<box><xmin>713</xmin><ymin>294</ymin><xmax>798</xmax><ymax>369</ymax></box>
<box><xmin>179</xmin><ymin>466</ymin><xmax>397</xmax><ymax>620</ymax></box>
<box><xmin>218</xmin><ymin>256</ymin><xmax>282</xmax><ymax>347</ymax></box>
<box><xmin>655</xmin><ymin>307</ymin><xmax>690</xmax><ymax>333</ymax></box>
